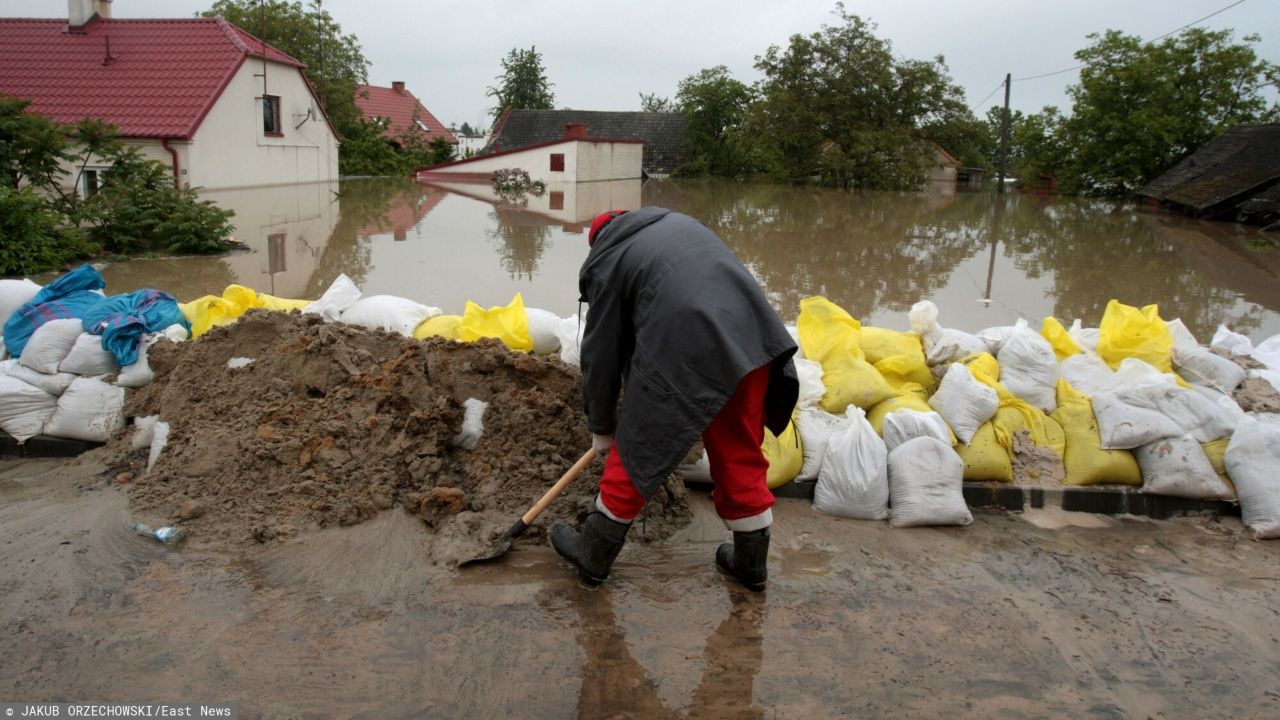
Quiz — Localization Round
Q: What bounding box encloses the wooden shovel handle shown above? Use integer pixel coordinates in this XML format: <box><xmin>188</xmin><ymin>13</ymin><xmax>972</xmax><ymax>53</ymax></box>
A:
<box><xmin>521</xmin><ymin>448</ymin><xmax>598</xmax><ymax>526</ymax></box>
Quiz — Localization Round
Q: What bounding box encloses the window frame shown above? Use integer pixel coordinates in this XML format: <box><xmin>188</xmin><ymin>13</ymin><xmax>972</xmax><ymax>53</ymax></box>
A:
<box><xmin>263</xmin><ymin>95</ymin><xmax>283</xmax><ymax>136</ymax></box>
<box><xmin>549</xmin><ymin>153</ymin><xmax>565</xmax><ymax>172</ymax></box>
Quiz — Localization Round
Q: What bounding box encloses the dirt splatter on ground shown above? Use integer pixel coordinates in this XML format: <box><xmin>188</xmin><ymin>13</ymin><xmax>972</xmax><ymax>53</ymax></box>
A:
<box><xmin>87</xmin><ymin>310</ymin><xmax>690</xmax><ymax>561</ymax></box>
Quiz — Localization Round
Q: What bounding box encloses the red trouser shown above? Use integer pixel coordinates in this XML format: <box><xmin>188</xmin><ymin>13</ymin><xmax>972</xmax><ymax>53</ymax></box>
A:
<box><xmin>598</xmin><ymin>363</ymin><xmax>775</xmax><ymax>528</ymax></box>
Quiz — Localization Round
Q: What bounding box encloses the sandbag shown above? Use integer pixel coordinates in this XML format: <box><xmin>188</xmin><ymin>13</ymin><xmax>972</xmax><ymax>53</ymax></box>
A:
<box><xmin>874</xmin><ymin>353</ymin><xmax>933</xmax><ymax>393</ymax></box>
<box><xmin>556</xmin><ymin>315</ymin><xmax>584</xmax><ymax>367</ymax></box>
<box><xmin>58</xmin><ymin>333</ymin><xmax>120</xmax><ymax>376</ymax></box>
<box><xmin>971</xmin><ymin>369</ymin><xmax>1065</xmax><ymax>457</ymax></box>
<box><xmin>887</xmin><ymin>437</ymin><xmax>972</xmax><ymax>528</ymax></box>
<box><xmin>1200</xmin><ymin>438</ymin><xmax>1234</xmax><ymax>495</ymax></box>
<box><xmin>1051</xmin><ymin>379</ymin><xmax>1141</xmax><ymax>486</ymax></box>
<box><xmin>784</xmin><ymin>325</ymin><xmax>805</xmax><ymax>360</ymax></box>
<box><xmin>1068</xmin><ymin>320</ymin><xmax>1100</xmax><ymax>353</ymax></box>
<box><xmin>340</xmin><ymin>295</ymin><xmax>441</xmax><ymax>337</ymax></box>
<box><xmin>797</xmin><ymin>296</ymin><xmax>893</xmax><ymax>412</ymax></box>
<box><xmin>116</xmin><ymin>338</ymin><xmax>155</xmax><ymax>389</ymax></box>
<box><xmin>1097</xmin><ymin>300</ymin><xmax>1173</xmax><ymax>373</ymax></box>
<box><xmin>860</xmin><ymin>326</ymin><xmax>923</xmax><ymax>365</ymax></box>
<box><xmin>0</xmin><ymin>374</ymin><xmax>58</xmax><ymax>442</ymax></box>
<box><xmin>955</xmin><ymin>421</ymin><xmax>1014</xmax><ymax>483</ymax></box>
<box><xmin>961</xmin><ymin>352</ymin><xmax>1000</xmax><ymax>384</ymax></box>
<box><xmin>1</xmin><ymin>360</ymin><xmax>76</xmax><ymax>396</ymax></box>
<box><xmin>1252</xmin><ymin>333</ymin><xmax>1280</xmax><ymax>372</ymax></box>
<box><xmin>459</xmin><ymin>294</ymin><xmax>533</xmax><ymax>351</ymax></box>
<box><xmin>1225</xmin><ymin>419</ymin><xmax>1280</xmax><ymax>538</ymax></box>
<box><xmin>3</xmin><ymin>265</ymin><xmax>104</xmax><ymax>358</ymax></box>
<box><xmin>413</xmin><ymin>314</ymin><xmax>462</xmax><ymax>340</ymax></box>
<box><xmin>1092</xmin><ymin>359</ymin><xmax>1236</xmax><ymax>448</ymax></box>
<box><xmin>813</xmin><ymin>406</ymin><xmax>889</xmax><ymax>520</ymax></box>
<box><xmin>131</xmin><ymin>415</ymin><xmax>170</xmax><ymax>472</ymax></box>
<box><xmin>866</xmin><ymin>387</ymin><xmax>932</xmax><ymax>436</ymax></box>
<box><xmin>179</xmin><ymin>295</ymin><xmax>245</xmax><ymax>339</ymax></box>
<box><xmin>221</xmin><ymin>284</ymin><xmax>310</xmax><ymax>314</ymax></box>
<box><xmin>928</xmin><ymin>362</ymin><xmax>998</xmax><ymax>444</ymax></box>
<box><xmin>1166</xmin><ymin>318</ymin><xmax>1245</xmax><ymax>393</ymax></box>
<box><xmin>997</xmin><ymin>319</ymin><xmax>1058</xmax><ymax>413</ymax></box>
<box><xmin>1058</xmin><ymin>353</ymin><xmax>1114</xmax><ymax>397</ymax></box>
<box><xmin>526</xmin><ymin>308</ymin><xmax>562</xmax><ymax>355</ymax></box>
<box><xmin>42</xmin><ymin>377</ymin><xmax>125</xmax><ymax>442</ymax></box>
<box><xmin>795</xmin><ymin>406</ymin><xmax>847</xmax><ymax>481</ymax></box>
<box><xmin>977</xmin><ymin>325</ymin><xmax>1015</xmax><ymax>356</ymax></box>
<box><xmin>1136</xmin><ymin>434</ymin><xmax>1233</xmax><ymax>501</ymax></box>
<box><xmin>1210</xmin><ymin>325</ymin><xmax>1253</xmax><ymax>356</ymax></box>
<box><xmin>795</xmin><ymin>358</ymin><xmax>826</xmax><ymax>410</ymax></box>
<box><xmin>0</xmin><ymin>278</ymin><xmax>41</xmax><ymax>328</ymax></box>
<box><xmin>908</xmin><ymin>300</ymin><xmax>987</xmax><ymax>365</ymax></box>
<box><xmin>1040</xmin><ymin>316</ymin><xmax>1081</xmax><ymax>361</ymax></box>
<box><xmin>20</xmin><ymin>318</ymin><xmax>84</xmax><ymax>375</ymax></box>
<box><xmin>302</xmin><ymin>273</ymin><xmax>362</xmax><ymax>322</ymax></box>
<box><xmin>762</xmin><ymin>419</ymin><xmax>803</xmax><ymax>489</ymax></box>
<box><xmin>881</xmin><ymin>409</ymin><xmax>951</xmax><ymax>452</ymax></box>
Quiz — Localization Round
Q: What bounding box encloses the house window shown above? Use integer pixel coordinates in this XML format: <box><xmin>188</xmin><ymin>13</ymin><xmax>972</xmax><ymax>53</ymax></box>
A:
<box><xmin>81</xmin><ymin>169</ymin><xmax>101</xmax><ymax>198</ymax></box>
<box><xmin>263</xmin><ymin>95</ymin><xmax>282</xmax><ymax>135</ymax></box>
<box><xmin>550</xmin><ymin>153</ymin><xmax>565</xmax><ymax>172</ymax></box>
<box><xmin>549</xmin><ymin>191</ymin><xmax>564</xmax><ymax>210</ymax></box>
<box><xmin>267</xmin><ymin>233</ymin><xmax>287</xmax><ymax>274</ymax></box>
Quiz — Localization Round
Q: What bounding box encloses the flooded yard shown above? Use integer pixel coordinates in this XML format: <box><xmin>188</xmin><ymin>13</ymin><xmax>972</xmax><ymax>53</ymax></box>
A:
<box><xmin>78</xmin><ymin>177</ymin><xmax>1280</xmax><ymax>342</ymax></box>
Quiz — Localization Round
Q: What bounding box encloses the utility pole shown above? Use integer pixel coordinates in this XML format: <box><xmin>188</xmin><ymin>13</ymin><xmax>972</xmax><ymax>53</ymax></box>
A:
<box><xmin>996</xmin><ymin>73</ymin><xmax>1011</xmax><ymax>194</ymax></box>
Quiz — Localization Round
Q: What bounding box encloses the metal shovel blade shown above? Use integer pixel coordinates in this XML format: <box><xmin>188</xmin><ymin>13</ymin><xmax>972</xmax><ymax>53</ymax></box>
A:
<box><xmin>457</xmin><ymin>519</ymin><xmax>527</xmax><ymax>567</ymax></box>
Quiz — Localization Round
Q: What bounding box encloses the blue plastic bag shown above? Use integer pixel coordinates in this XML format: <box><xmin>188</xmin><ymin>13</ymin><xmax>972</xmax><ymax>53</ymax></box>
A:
<box><xmin>82</xmin><ymin>289</ymin><xmax>187</xmax><ymax>366</ymax></box>
<box><xmin>3</xmin><ymin>264</ymin><xmax>106</xmax><ymax>358</ymax></box>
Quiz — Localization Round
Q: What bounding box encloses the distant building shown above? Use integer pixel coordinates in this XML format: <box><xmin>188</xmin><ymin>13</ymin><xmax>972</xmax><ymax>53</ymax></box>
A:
<box><xmin>353</xmin><ymin>82</ymin><xmax>456</xmax><ymax>149</ymax></box>
<box><xmin>416</xmin><ymin>122</ymin><xmax>643</xmax><ymax>184</ymax></box>
<box><xmin>928</xmin><ymin>142</ymin><xmax>962</xmax><ymax>186</ymax></box>
<box><xmin>1139</xmin><ymin>124</ymin><xmax>1280</xmax><ymax>222</ymax></box>
<box><xmin>483</xmin><ymin>109</ymin><xmax>686</xmax><ymax>178</ymax></box>
<box><xmin>0</xmin><ymin>0</ymin><xmax>340</xmax><ymax>191</ymax></box>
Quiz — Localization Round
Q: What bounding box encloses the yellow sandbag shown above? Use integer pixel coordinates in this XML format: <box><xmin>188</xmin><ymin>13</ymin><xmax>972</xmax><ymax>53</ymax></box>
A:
<box><xmin>1097</xmin><ymin>300</ymin><xmax>1173</xmax><ymax>373</ymax></box>
<box><xmin>1200</xmin><ymin>438</ymin><xmax>1237</xmax><ymax>496</ymax></box>
<box><xmin>459</xmin><ymin>293</ymin><xmax>533</xmax><ymax>352</ymax></box>
<box><xmin>1041</xmin><ymin>316</ymin><xmax>1081</xmax><ymax>361</ymax></box>
<box><xmin>1050</xmin><ymin>379</ymin><xmax>1141</xmax><ymax>486</ymax></box>
<box><xmin>973</xmin><ymin>369</ymin><xmax>1065</xmax><ymax>457</ymax></box>
<box><xmin>221</xmin><ymin>284</ymin><xmax>261</xmax><ymax>312</ymax></box>
<box><xmin>874</xmin><ymin>353</ymin><xmax>934</xmax><ymax>393</ymax></box>
<box><xmin>860</xmin><ymin>326</ymin><xmax>923</xmax><ymax>364</ymax></box>
<box><xmin>414</xmin><ymin>314</ymin><xmax>462</xmax><ymax>340</ymax></box>
<box><xmin>797</xmin><ymin>296</ymin><xmax>894</xmax><ymax>412</ymax></box>
<box><xmin>221</xmin><ymin>284</ymin><xmax>312</xmax><ymax>313</ymax></box>
<box><xmin>955</xmin><ymin>421</ymin><xmax>1014</xmax><ymax>483</ymax></box>
<box><xmin>178</xmin><ymin>295</ymin><xmax>245</xmax><ymax>339</ymax></box>
<box><xmin>762</xmin><ymin>419</ymin><xmax>803</xmax><ymax>489</ymax></box>
<box><xmin>961</xmin><ymin>352</ymin><xmax>1000</xmax><ymax>383</ymax></box>
<box><xmin>257</xmin><ymin>294</ymin><xmax>311</xmax><ymax>312</ymax></box>
<box><xmin>866</xmin><ymin>385</ymin><xmax>932</xmax><ymax>436</ymax></box>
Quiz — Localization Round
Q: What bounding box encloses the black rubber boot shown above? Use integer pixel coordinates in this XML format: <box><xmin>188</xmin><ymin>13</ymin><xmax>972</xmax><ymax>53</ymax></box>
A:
<box><xmin>551</xmin><ymin>512</ymin><xmax>630</xmax><ymax>586</ymax></box>
<box><xmin>716</xmin><ymin>527</ymin><xmax>770</xmax><ymax>592</ymax></box>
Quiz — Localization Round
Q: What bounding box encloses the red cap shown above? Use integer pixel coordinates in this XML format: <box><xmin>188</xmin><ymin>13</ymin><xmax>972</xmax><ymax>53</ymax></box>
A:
<box><xmin>588</xmin><ymin>210</ymin><xmax>628</xmax><ymax>246</ymax></box>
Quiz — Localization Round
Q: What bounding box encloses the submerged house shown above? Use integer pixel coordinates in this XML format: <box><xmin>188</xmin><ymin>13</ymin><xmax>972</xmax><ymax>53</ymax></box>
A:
<box><xmin>353</xmin><ymin>82</ymin><xmax>456</xmax><ymax>150</ymax></box>
<box><xmin>416</xmin><ymin>122</ymin><xmax>644</xmax><ymax>184</ymax></box>
<box><xmin>481</xmin><ymin>109</ymin><xmax>687</xmax><ymax>178</ymax></box>
<box><xmin>0</xmin><ymin>0</ymin><xmax>339</xmax><ymax>192</ymax></box>
<box><xmin>1138</xmin><ymin>124</ymin><xmax>1280</xmax><ymax>223</ymax></box>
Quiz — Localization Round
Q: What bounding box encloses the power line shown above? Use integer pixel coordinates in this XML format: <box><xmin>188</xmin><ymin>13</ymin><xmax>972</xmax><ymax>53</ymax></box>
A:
<box><xmin>971</xmin><ymin>81</ymin><xmax>1006</xmax><ymax>111</ymax></box>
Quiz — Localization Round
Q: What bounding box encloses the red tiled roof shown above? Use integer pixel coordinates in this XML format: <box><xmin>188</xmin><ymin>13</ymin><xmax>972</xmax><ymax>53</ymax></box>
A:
<box><xmin>354</xmin><ymin>84</ymin><xmax>457</xmax><ymax>145</ymax></box>
<box><xmin>0</xmin><ymin>17</ymin><xmax>305</xmax><ymax>139</ymax></box>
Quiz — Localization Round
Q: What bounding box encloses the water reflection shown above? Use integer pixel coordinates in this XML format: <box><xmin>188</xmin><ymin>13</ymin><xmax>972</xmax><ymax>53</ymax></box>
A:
<box><xmin>569</xmin><ymin>586</ymin><xmax>768</xmax><ymax>719</ymax></box>
<box><xmin>76</xmin><ymin>177</ymin><xmax>1280</xmax><ymax>342</ymax></box>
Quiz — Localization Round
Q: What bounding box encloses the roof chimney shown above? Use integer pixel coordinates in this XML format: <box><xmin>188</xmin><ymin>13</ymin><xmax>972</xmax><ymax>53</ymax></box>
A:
<box><xmin>392</xmin><ymin>81</ymin><xmax>406</xmax><ymax>94</ymax></box>
<box><xmin>69</xmin><ymin>0</ymin><xmax>111</xmax><ymax>31</ymax></box>
<box><xmin>563</xmin><ymin>122</ymin><xmax>587</xmax><ymax>140</ymax></box>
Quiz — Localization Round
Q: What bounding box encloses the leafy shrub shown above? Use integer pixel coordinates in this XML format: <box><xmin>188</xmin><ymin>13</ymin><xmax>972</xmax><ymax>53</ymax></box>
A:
<box><xmin>0</xmin><ymin>186</ymin><xmax>96</xmax><ymax>275</ymax></box>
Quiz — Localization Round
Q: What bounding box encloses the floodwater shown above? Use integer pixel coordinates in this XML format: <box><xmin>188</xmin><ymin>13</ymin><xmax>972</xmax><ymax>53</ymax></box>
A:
<box><xmin>82</xmin><ymin>177</ymin><xmax>1280</xmax><ymax>341</ymax></box>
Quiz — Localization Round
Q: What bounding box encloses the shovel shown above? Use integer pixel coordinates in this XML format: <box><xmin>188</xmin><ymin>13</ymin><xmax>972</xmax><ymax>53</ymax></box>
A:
<box><xmin>458</xmin><ymin>448</ymin><xmax>598</xmax><ymax>566</ymax></box>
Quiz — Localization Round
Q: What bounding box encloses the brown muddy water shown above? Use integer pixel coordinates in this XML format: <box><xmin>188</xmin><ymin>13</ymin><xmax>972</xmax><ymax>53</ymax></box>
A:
<box><xmin>64</xmin><ymin>177</ymin><xmax>1280</xmax><ymax>343</ymax></box>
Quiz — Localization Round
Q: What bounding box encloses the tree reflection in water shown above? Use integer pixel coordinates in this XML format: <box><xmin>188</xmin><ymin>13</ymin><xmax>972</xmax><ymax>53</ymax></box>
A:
<box><xmin>487</xmin><ymin>204</ymin><xmax>552</xmax><ymax>280</ymax></box>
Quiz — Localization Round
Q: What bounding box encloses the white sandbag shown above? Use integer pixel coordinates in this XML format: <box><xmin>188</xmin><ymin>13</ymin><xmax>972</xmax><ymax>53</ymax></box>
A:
<box><xmin>997</xmin><ymin>319</ymin><xmax>1058</xmax><ymax>413</ymax></box>
<box><xmin>303</xmin><ymin>273</ymin><xmax>362</xmax><ymax>322</ymax></box>
<box><xmin>1253</xmin><ymin>334</ymin><xmax>1280</xmax><ymax>372</ymax></box>
<box><xmin>1</xmin><ymin>359</ymin><xmax>76</xmax><ymax>396</ymax></box>
<box><xmin>795</xmin><ymin>358</ymin><xmax>826</xmax><ymax>410</ymax></box>
<box><xmin>1058</xmin><ymin>352</ymin><xmax>1114</xmax><ymax>397</ymax></box>
<box><xmin>1249</xmin><ymin>368</ymin><xmax>1280</xmax><ymax>393</ymax></box>
<box><xmin>0</xmin><ymin>278</ymin><xmax>41</xmax><ymax>328</ymax></box>
<box><xmin>1068</xmin><ymin>320</ymin><xmax>1100</xmax><ymax>353</ymax></box>
<box><xmin>525</xmin><ymin>308</ymin><xmax>562</xmax><ymax>355</ymax></box>
<box><xmin>0</xmin><ymin>337</ymin><xmax>6</xmax><ymax>360</ymax></box>
<box><xmin>1135</xmin><ymin>434</ymin><xmax>1233</xmax><ymax>501</ymax></box>
<box><xmin>116</xmin><ymin>336</ymin><xmax>155</xmax><ymax>389</ymax></box>
<box><xmin>555</xmin><ymin>314</ymin><xmax>585</xmax><ymax>367</ymax></box>
<box><xmin>887</xmin><ymin>437</ymin><xmax>972</xmax><ymax>528</ymax></box>
<box><xmin>813</xmin><ymin>406</ymin><xmax>889</xmax><ymax>520</ymax></box>
<box><xmin>159</xmin><ymin>324</ymin><xmax>189</xmax><ymax>343</ymax></box>
<box><xmin>1226</xmin><ymin>419</ymin><xmax>1280</xmax><ymax>538</ymax></box>
<box><xmin>42</xmin><ymin>377</ymin><xmax>125</xmax><ymax>442</ymax></box>
<box><xmin>1164</xmin><ymin>318</ymin><xmax>1200</xmax><ymax>355</ymax></box>
<box><xmin>20</xmin><ymin>318</ymin><xmax>83</xmax><ymax>374</ymax></box>
<box><xmin>928</xmin><ymin>363</ymin><xmax>998</xmax><ymax>444</ymax></box>
<box><xmin>1192</xmin><ymin>385</ymin><xmax>1248</xmax><ymax>425</ymax></box>
<box><xmin>881</xmin><ymin>409</ymin><xmax>951</xmax><ymax>452</ymax></box>
<box><xmin>795</xmin><ymin>406</ymin><xmax>848</xmax><ymax>481</ymax></box>
<box><xmin>908</xmin><ymin>300</ymin><xmax>988</xmax><ymax>365</ymax></box>
<box><xmin>58</xmin><ymin>333</ymin><xmax>120</xmax><ymax>376</ymax></box>
<box><xmin>1210</xmin><ymin>325</ymin><xmax>1253</xmax><ymax>356</ymax></box>
<box><xmin>339</xmin><ymin>295</ymin><xmax>441</xmax><ymax>337</ymax></box>
<box><xmin>1166</xmin><ymin>318</ymin><xmax>1245</xmax><ymax>393</ymax></box>
<box><xmin>452</xmin><ymin>398</ymin><xmax>488</xmax><ymax>449</ymax></box>
<box><xmin>0</xmin><ymin>375</ymin><xmax>58</xmax><ymax>442</ymax></box>
<box><xmin>784</xmin><ymin>325</ymin><xmax>806</xmax><ymax>360</ymax></box>
<box><xmin>1093</xmin><ymin>359</ymin><xmax>1235</xmax><ymax>448</ymax></box>
<box><xmin>976</xmin><ymin>325</ymin><xmax>1015</xmax><ymax>355</ymax></box>
<box><xmin>132</xmin><ymin>415</ymin><xmax>159</xmax><ymax>450</ymax></box>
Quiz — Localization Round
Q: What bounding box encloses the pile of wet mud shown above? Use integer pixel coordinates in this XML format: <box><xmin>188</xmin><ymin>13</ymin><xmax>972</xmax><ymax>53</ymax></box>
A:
<box><xmin>89</xmin><ymin>310</ymin><xmax>691</xmax><ymax>561</ymax></box>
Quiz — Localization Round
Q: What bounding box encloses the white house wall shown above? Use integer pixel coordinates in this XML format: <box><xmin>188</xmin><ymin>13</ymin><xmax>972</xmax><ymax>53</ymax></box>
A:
<box><xmin>575</xmin><ymin>142</ymin><xmax>643</xmax><ymax>182</ymax></box>
<box><xmin>425</xmin><ymin>140</ymin><xmax>642</xmax><ymax>183</ymax></box>
<box><xmin>186</xmin><ymin>59</ymin><xmax>339</xmax><ymax>190</ymax></box>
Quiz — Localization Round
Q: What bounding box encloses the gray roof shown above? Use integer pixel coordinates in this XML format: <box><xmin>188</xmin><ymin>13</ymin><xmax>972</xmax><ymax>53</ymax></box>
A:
<box><xmin>1138</xmin><ymin>124</ymin><xmax>1280</xmax><ymax>213</ymax></box>
<box><xmin>483</xmin><ymin>110</ymin><xmax>687</xmax><ymax>175</ymax></box>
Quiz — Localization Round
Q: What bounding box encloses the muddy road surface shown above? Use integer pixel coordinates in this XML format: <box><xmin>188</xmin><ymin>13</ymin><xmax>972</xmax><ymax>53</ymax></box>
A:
<box><xmin>1</xmin><ymin>457</ymin><xmax>1278</xmax><ymax>719</ymax></box>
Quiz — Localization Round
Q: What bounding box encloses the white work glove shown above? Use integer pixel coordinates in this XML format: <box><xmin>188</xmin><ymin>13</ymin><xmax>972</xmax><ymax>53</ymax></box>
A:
<box><xmin>592</xmin><ymin>433</ymin><xmax>614</xmax><ymax>458</ymax></box>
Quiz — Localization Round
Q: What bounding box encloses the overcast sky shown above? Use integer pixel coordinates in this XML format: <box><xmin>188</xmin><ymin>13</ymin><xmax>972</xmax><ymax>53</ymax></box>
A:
<box><xmin>4</xmin><ymin>0</ymin><xmax>1276</xmax><ymax>129</ymax></box>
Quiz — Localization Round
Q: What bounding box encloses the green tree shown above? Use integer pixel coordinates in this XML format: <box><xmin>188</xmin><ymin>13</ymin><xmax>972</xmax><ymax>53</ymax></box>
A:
<box><xmin>204</xmin><ymin>1</ymin><xmax>370</xmax><ymax>131</ymax></box>
<box><xmin>639</xmin><ymin>92</ymin><xmax>674</xmax><ymax>113</ymax></box>
<box><xmin>988</xmin><ymin>106</ymin><xmax>1066</xmax><ymax>188</ymax></box>
<box><xmin>486</xmin><ymin>46</ymin><xmax>555</xmax><ymax>125</ymax></box>
<box><xmin>674</xmin><ymin>66</ymin><xmax>756</xmax><ymax>176</ymax></box>
<box><xmin>1056</xmin><ymin>28</ymin><xmax>1279</xmax><ymax>196</ymax></box>
<box><xmin>750</xmin><ymin>5</ymin><xmax>970</xmax><ymax>189</ymax></box>
<box><xmin>458</xmin><ymin>121</ymin><xmax>476</xmax><ymax>137</ymax></box>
